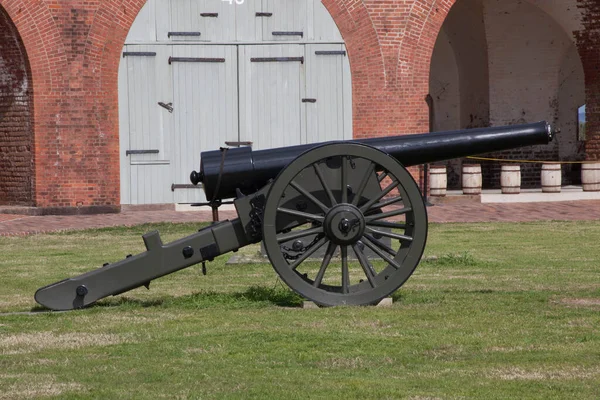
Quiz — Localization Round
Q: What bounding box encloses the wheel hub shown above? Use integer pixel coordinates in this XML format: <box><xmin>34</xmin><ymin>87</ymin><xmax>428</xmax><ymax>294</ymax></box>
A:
<box><xmin>323</xmin><ymin>204</ymin><xmax>365</xmax><ymax>245</ymax></box>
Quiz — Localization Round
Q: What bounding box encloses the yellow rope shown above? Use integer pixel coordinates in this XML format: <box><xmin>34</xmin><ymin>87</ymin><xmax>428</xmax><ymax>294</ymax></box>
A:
<box><xmin>465</xmin><ymin>156</ymin><xmax>592</xmax><ymax>165</ymax></box>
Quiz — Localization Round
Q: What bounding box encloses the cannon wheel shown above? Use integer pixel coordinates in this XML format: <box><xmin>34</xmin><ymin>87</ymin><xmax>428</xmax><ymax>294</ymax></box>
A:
<box><xmin>262</xmin><ymin>143</ymin><xmax>428</xmax><ymax>306</ymax></box>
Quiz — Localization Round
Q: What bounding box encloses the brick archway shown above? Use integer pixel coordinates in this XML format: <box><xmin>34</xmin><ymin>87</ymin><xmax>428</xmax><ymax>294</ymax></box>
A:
<box><xmin>0</xmin><ymin>1</ymin><xmax>69</xmax><ymax>209</ymax></box>
<box><xmin>0</xmin><ymin>0</ymin><xmax>464</xmax><ymax>211</ymax></box>
<box><xmin>0</xmin><ymin>0</ymin><xmax>63</xmax><ymax>207</ymax></box>
<box><xmin>0</xmin><ymin>5</ymin><xmax>33</xmax><ymax>205</ymax></box>
<box><xmin>101</xmin><ymin>0</ymin><xmax>458</xmax><ymax>141</ymax></box>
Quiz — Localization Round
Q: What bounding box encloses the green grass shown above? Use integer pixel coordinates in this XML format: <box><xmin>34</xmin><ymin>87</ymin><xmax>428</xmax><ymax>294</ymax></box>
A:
<box><xmin>1</xmin><ymin>221</ymin><xmax>600</xmax><ymax>399</ymax></box>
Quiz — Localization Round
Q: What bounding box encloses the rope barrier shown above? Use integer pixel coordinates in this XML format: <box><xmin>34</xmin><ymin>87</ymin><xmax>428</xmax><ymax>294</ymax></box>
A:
<box><xmin>465</xmin><ymin>156</ymin><xmax>592</xmax><ymax>165</ymax></box>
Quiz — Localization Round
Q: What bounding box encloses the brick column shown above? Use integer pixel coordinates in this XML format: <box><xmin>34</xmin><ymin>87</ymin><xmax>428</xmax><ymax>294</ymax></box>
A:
<box><xmin>576</xmin><ymin>0</ymin><xmax>600</xmax><ymax>161</ymax></box>
<box><xmin>0</xmin><ymin>6</ymin><xmax>33</xmax><ymax>205</ymax></box>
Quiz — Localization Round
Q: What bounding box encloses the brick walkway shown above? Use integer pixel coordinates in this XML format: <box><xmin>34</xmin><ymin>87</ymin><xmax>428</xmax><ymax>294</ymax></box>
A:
<box><xmin>1</xmin><ymin>200</ymin><xmax>600</xmax><ymax>237</ymax></box>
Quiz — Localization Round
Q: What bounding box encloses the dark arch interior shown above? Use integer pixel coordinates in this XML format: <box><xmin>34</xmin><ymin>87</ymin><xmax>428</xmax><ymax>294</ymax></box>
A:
<box><xmin>429</xmin><ymin>0</ymin><xmax>585</xmax><ymax>189</ymax></box>
<box><xmin>0</xmin><ymin>5</ymin><xmax>34</xmax><ymax>206</ymax></box>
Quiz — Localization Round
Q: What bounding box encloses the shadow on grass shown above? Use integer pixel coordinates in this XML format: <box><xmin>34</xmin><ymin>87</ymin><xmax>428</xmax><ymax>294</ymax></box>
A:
<box><xmin>234</xmin><ymin>285</ymin><xmax>304</xmax><ymax>307</ymax></box>
<box><xmin>31</xmin><ymin>285</ymin><xmax>304</xmax><ymax>312</ymax></box>
<box><xmin>167</xmin><ymin>286</ymin><xmax>304</xmax><ymax>309</ymax></box>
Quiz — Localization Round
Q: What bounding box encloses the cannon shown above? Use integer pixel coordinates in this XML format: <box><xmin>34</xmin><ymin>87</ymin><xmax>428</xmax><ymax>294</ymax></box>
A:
<box><xmin>35</xmin><ymin>122</ymin><xmax>553</xmax><ymax>310</ymax></box>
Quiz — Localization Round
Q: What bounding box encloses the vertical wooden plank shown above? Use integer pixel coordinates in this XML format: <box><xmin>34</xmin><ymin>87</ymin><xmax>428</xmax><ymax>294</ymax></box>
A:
<box><xmin>159</xmin><ymin>45</ymin><xmax>174</xmax><ymax>161</ymax></box>
<box><xmin>119</xmin><ymin>46</ymin><xmax>132</xmax><ymax>204</ymax></box>
<box><xmin>239</xmin><ymin>45</ymin><xmax>303</xmax><ymax>150</ymax></box>
<box><xmin>312</xmin><ymin>0</ymin><xmax>344</xmax><ymax>42</ymax></box>
<box><xmin>341</xmin><ymin>44</ymin><xmax>353</xmax><ymax>139</ymax></box>
<box><xmin>125</xmin><ymin>45</ymin><xmax>168</xmax><ymax>163</ymax></box>
<box><xmin>126</xmin><ymin>1</ymin><xmax>157</xmax><ymax>42</ymax></box>
<box><xmin>305</xmin><ymin>44</ymin><xmax>352</xmax><ymax>143</ymax></box>
<box><xmin>306</xmin><ymin>0</ymin><xmax>314</xmax><ymax>42</ymax></box>
<box><xmin>120</xmin><ymin>45</ymin><xmax>174</xmax><ymax>204</ymax></box>
<box><xmin>130</xmin><ymin>165</ymin><xmax>139</xmax><ymax>205</ymax></box>
<box><xmin>171</xmin><ymin>45</ymin><xmax>238</xmax><ymax>203</ymax></box>
<box><xmin>155</xmin><ymin>0</ymin><xmax>171</xmax><ymax>41</ymax></box>
<box><xmin>235</xmin><ymin>0</ymin><xmax>263</xmax><ymax>42</ymax></box>
<box><xmin>167</xmin><ymin>0</ymin><xmax>204</xmax><ymax>42</ymax></box>
<box><xmin>197</xmin><ymin>0</ymin><xmax>236</xmax><ymax>42</ymax></box>
<box><xmin>263</xmin><ymin>0</ymin><xmax>307</xmax><ymax>42</ymax></box>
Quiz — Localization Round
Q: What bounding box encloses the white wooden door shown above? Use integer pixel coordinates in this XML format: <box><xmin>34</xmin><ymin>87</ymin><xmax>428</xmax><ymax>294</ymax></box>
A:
<box><xmin>120</xmin><ymin>0</ymin><xmax>353</xmax><ymax>205</ymax></box>
<box><xmin>234</xmin><ymin>0</ymin><xmax>264</xmax><ymax>42</ymax></box>
<box><xmin>309</xmin><ymin>0</ymin><xmax>344</xmax><ymax>42</ymax></box>
<box><xmin>262</xmin><ymin>0</ymin><xmax>307</xmax><ymax>42</ymax></box>
<box><xmin>119</xmin><ymin>45</ymin><xmax>174</xmax><ymax>204</ymax></box>
<box><xmin>157</xmin><ymin>0</ymin><xmax>202</xmax><ymax>42</ymax></box>
<box><xmin>238</xmin><ymin>45</ymin><xmax>306</xmax><ymax>150</ymax></box>
<box><xmin>170</xmin><ymin>45</ymin><xmax>239</xmax><ymax>203</ymax></box>
<box><xmin>125</xmin><ymin>1</ymin><xmax>157</xmax><ymax>42</ymax></box>
<box><xmin>304</xmin><ymin>44</ymin><xmax>353</xmax><ymax>143</ymax></box>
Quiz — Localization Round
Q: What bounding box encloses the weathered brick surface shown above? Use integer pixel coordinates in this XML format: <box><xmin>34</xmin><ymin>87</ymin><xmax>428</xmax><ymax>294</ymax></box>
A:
<box><xmin>0</xmin><ymin>6</ymin><xmax>33</xmax><ymax>205</ymax></box>
<box><xmin>576</xmin><ymin>0</ymin><xmax>600</xmax><ymax>162</ymax></box>
<box><xmin>0</xmin><ymin>0</ymin><xmax>595</xmax><ymax>211</ymax></box>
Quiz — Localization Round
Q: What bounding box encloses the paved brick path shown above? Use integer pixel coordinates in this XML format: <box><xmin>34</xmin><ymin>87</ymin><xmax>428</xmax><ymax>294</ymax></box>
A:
<box><xmin>1</xmin><ymin>200</ymin><xmax>600</xmax><ymax>237</ymax></box>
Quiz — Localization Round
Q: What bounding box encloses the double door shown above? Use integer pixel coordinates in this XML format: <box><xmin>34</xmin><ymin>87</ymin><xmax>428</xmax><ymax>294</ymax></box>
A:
<box><xmin>126</xmin><ymin>0</ymin><xmax>344</xmax><ymax>43</ymax></box>
<box><xmin>119</xmin><ymin>43</ymin><xmax>351</xmax><ymax>204</ymax></box>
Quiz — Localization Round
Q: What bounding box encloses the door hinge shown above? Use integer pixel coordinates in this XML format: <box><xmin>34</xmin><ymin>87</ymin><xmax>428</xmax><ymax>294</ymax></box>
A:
<box><xmin>168</xmin><ymin>32</ymin><xmax>201</xmax><ymax>38</ymax></box>
<box><xmin>169</xmin><ymin>57</ymin><xmax>226</xmax><ymax>65</ymax></box>
<box><xmin>315</xmin><ymin>50</ymin><xmax>347</xmax><ymax>56</ymax></box>
<box><xmin>171</xmin><ymin>184</ymin><xmax>203</xmax><ymax>191</ymax></box>
<box><xmin>225</xmin><ymin>141</ymin><xmax>253</xmax><ymax>147</ymax></box>
<box><xmin>272</xmin><ymin>31</ymin><xmax>304</xmax><ymax>38</ymax></box>
<box><xmin>122</xmin><ymin>52</ymin><xmax>157</xmax><ymax>58</ymax></box>
<box><xmin>250</xmin><ymin>57</ymin><xmax>304</xmax><ymax>64</ymax></box>
<box><xmin>126</xmin><ymin>150</ymin><xmax>160</xmax><ymax>156</ymax></box>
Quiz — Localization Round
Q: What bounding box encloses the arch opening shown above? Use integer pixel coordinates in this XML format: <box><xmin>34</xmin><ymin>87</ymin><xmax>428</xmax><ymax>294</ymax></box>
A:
<box><xmin>0</xmin><ymin>5</ymin><xmax>34</xmax><ymax>206</ymax></box>
<box><xmin>430</xmin><ymin>0</ymin><xmax>585</xmax><ymax>189</ymax></box>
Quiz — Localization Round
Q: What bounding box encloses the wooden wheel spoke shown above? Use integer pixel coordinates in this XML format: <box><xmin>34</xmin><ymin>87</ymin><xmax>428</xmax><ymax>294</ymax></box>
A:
<box><xmin>363</xmin><ymin>233</ymin><xmax>397</xmax><ymax>256</ymax></box>
<box><xmin>365</xmin><ymin>227</ymin><xmax>413</xmax><ymax>243</ymax></box>
<box><xmin>351</xmin><ymin>162</ymin><xmax>376</xmax><ymax>206</ymax></box>
<box><xmin>378</xmin><ymin>171</ymin><xmax>388</xmax><ymax>183</ymax></box>
<box><xmin>352</xmin><ymin>243</ymin><xmax>377</xmax><ymax>288</ymax></box>
<box><xmin>368</xmin><ymin>220</ymin><xmax>407</xmax><ymax>230</ymax></box>
<box><xmin>289</xmin><ymin>237</ymin><xmax>328</xmax><ymax>271</ymax></box>
<box><xmin>313</xmin><ymin>163</ymin><xmax>337</xmax><ymax>207</ymax></box>
<box><xmin>290</xmin><ymin>180</ymin><xmax>329</xmax><ymax>213</ymax></box>
<box><xmin>365</xmin><ymin>207</ymin><xmax>412</xmax><ymax>222</ymax></box>
<box><xmin>314</xmin><ymin>241</ymin><xmax>337</xmax><ymax>287</ymax></box>
<box><xmin>362</xmin><ymin>236</ymin><xmax>402</xmax><ymax>270</ymax></box>
<box><xmin>341</xmin><ymin>156</ymin><xmax>348</xmax><ymax>203</ymax></box>
<box><xmin>277</xmin><ymin>207</ymin><xmax>324</xmax><ymax>223</ymax></box>
<box><xmin>360</xmin><ymin>179</ymin><xmax>400</xmax><ymax>212</ymax></box>
<box><xmin>341</xmin><ymin>246</ymin><xmax>350</xmax><ymax>293</ymax></box>
<box><xmin>277</xmin><ymin>226</ymin><xmax>324</xmax><ymax>244</ymax></box>
<box><xmin>369</xmin><ymin>195</ymin><xmax>403</xmax><ymax>210</ymax></box>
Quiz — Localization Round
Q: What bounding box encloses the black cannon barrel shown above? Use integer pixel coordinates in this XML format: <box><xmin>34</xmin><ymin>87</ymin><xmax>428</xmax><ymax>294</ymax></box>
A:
<box><xmin>192</xmin><ymin>121</ymin><xmax>553</xmax><ymax>201</ymax></box>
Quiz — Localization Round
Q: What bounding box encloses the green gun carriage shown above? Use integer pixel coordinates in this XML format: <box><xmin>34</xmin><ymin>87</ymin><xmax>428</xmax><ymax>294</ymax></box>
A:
<box><xmin>35</xmin><ymin>122</ymin><xmax>553</xmax><ymax>310</ymax></box>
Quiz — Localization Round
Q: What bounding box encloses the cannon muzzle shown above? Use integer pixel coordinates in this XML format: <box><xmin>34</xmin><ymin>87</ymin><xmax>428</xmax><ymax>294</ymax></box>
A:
<box><xmin>193</xmin><ymin>121</ymin><xmax>553</xmax><ymax>201</ymax></box>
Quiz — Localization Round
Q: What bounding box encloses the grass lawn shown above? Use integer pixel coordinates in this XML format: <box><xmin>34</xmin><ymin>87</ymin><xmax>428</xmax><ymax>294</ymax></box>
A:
<box><xmin>0</xmin><ymin>221</ymin><xmax>599</xmax><ymax>399</ymax></box>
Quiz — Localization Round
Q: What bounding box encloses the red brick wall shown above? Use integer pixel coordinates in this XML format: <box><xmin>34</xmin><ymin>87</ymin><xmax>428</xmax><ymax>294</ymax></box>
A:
<box><xmin>0</xmin><ymin>0</ymin><xmax>458</xmax><ymax>211</ymax></box>
<box><xmin>576</xmin><ymin>0</ymin><xmax>600</xmax><ymax>162</ymax></box>
<box><xmin>0</xmin><ymin>6</ymin><xmax>32</xmax><ymax>205</ymax></box>
<box><xmin>1</xmin><ymin>0</ymin><xmax>598</xmax><ymax>211</ymax></box>
<box><xmin>322</xmin><ymin>0</ymin><xmax>454</xmax><ymax>139</ymax></box>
